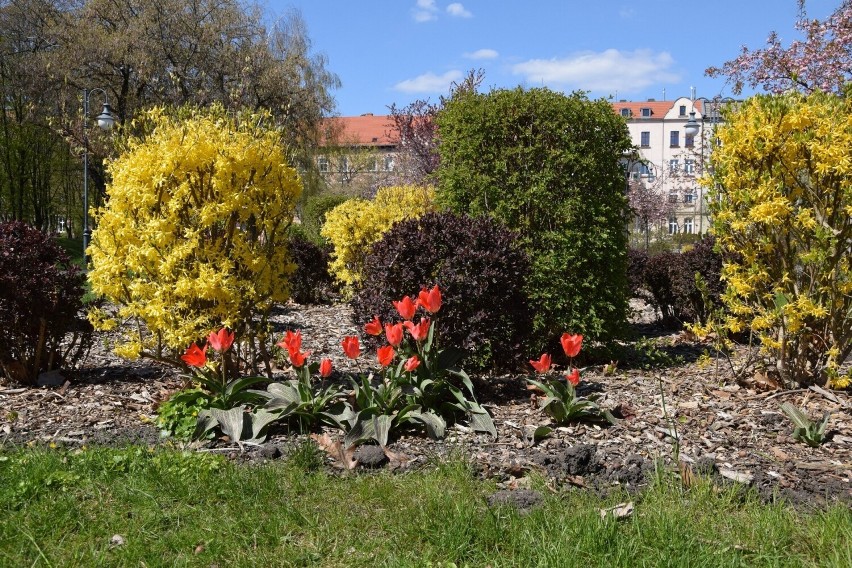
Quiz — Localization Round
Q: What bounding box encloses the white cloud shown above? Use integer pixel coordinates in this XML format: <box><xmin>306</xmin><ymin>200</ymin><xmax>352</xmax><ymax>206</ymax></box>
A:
<box><xmin>511</xmin><ymin>49</ymin><xmax>680</xmax><ymax>93</ymax></box>
<box><xmin>619</xmin><ymin>7</ymin><xmax>637</xmax><ymax>19</ymax></box>
<box><xmin>394</xmin><ymin>70</ymin><xmax>464</xmax><ymax>94</ymax></box>
<box><xmin>447</xmin><ymin>3</ymin><xmax>472</xmax><ymax>18</ymax></box>
<box><xmin>413</xmin><ymin>0</ymin><xmax>438</xmax><ymax>22</ymax></box>
<box><xmin>464</xmin><ymin>48</ymin><xmax>498</xmax><ymax>60</ymax></box>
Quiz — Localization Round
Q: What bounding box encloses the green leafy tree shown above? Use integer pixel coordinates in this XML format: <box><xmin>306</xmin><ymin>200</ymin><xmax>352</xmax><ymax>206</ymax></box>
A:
<box><xmin>436</xmin><ymin>87</ymin><xmax>633</xmax><ymax>345</ymax></box>
<box><xmin>707</xmin><ymin>91</ymin><xmax>852</xmax><ymax>387</ymax></box>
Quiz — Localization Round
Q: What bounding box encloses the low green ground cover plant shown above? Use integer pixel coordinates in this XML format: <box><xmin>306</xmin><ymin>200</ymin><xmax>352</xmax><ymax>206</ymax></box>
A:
<box><xmin>1</xmin><ymin>445</ymin><xmax>850</xmax><ymax>567</ymax></box>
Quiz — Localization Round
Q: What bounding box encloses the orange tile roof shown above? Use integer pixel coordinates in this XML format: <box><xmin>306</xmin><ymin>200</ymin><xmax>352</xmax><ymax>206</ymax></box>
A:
<box><xmin>610</xmin><ymin>100</ymin><xmax>676</xmax><ymax>117</ymax></box>
<box><xmin>320</xmin><ymin>114</ymin><xmax>397</xmax><ymax>147</ymax></box>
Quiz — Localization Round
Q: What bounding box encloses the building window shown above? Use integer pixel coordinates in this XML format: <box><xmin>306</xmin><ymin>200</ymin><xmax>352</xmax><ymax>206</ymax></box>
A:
<box><xmin>640</xmin><ymin>131</ymin><xmax>650</xmax><ymax>147</ymax></box>
<box><xmin>670</xmin><ymin>131</ymin><xmax>680</xmax><ymax>147</ymax></box>
<box><xmin>383</xmin><ymin>155</ymin><xmax>395</xmax><ymax>172</ymax></box>
<box><xmin>683</xmin><ymin>217</ymin><xmax>694</xmax><ymax>234</ymax></box>
<box><xmin>640</xmin><ymin>107</ymin><xmax>652</xmax><ymax>117</ymax></box>
<box><xmin>679</xmin><ymin>105</ymin><xmax>687</xmax><ymax>117</ymax></box>
<box><xmin>684</xmin><ymin>159</ymin><xmax>695</xmax><ymax>174</ymax></box>
<box><xmin>685</xmin><ymin>134</ymin><xmax>695</xmax><ymax>147</ymax></box>
<box><xmin>620</xmin><ymin>108</ymin><xmax>631</xmax><ymax>118</ymax></box>
<box><xmin>317</xmin><ymin>156</ymin><xmax>329</xmax><ymax>173</ymax></box>
<box><xmin>668</xmin><ymin>193</ymin><xmax>679</xmax><ymax>204</ymax></box>
<box><xmin>683</xmin><ymin>192</ymin><xmax>695</xmax><ymax>204</ymax></box>
<box><xmin>367</xmin><ymin>157</ymin><xmax>378</xmax><ymax>172</ymax></box>
<box><xmin>669</xmin><ymin>159</ymin><xmax>679</xmax><ymax>173</ymax></box>
<box><xmin>339</xmin><ymin>157</ymin><xmax>349</xmax><ymax>173</ymax></box>
<box><xmin>668</xmin><ymin>217</ymin><xmax>679</xmax><ymax>235</ymax></box>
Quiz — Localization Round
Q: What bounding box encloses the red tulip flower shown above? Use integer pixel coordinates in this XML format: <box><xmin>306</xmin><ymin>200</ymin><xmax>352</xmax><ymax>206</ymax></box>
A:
<box><xmin>385</xmin><ymin>322</ymin><xmax>404</xmax><ymax>347</ymax></box>
<box><xmin>277</xmin><ymin>330</ymin><xmax>302</xmax><ymax>353</ymax></box>
<box><xmin>181</xmin><ymin>343</ymin><xmax>208</xmax><ymax>367</ymax></box>
<box><xmin>319</xmin><ymin>358</ymin><xmax>333</xmax><ymax>378</ymax></box>
<box><xmin>207</xmin><ymin>328</ymin><xmax>235</xmax><ymax>353</ymax></box>
<box><xmin>417</xmin><ymin>285</ymin><xmax>442</xmax><ymax>313</ymax></box>
<box><xmin>404</xmin><ymin>355</ymin><xmax>421</xmax><ymax>372</ymax></box>
<box><xmin>377</xmin><ymin>345</ymin><xmax>395</xmax><ymax>367</ymax></box>
<box><xmin>341</xmin><ymin>336</ymin><xmax>361</xmax><ymax>359</ymax></box>
<box><xmin>393</xmin><ymin>295</ymin><xmax>417</xmax><ymax>320</ymax></box>
<box><xmin>560</xmin><ymin>333</ymin><xmax>583</xmax><ymax>358</ymax></box>
<box><xmin>529</xmin><ymin>353</ymin><xmax>552</xmax><ymax>374</ymax></box>
<box><xmin>364</xmin><ymin>316</ymin><xmax>382</xmax><ymax>336</ymax></box>
<box><xmin>404</xmin><ymin>318</ymin><xmax>430</xmax><ymax>342</ymax></box>
<box><xmin>566</xmin><ymin>368</ymin><xmax>580</xmax><ymax>386</ymax></box>
<box><xmin>289</xmin><ymin>349</ymin><xmax>310</xmax><ymax>368</ymax></box>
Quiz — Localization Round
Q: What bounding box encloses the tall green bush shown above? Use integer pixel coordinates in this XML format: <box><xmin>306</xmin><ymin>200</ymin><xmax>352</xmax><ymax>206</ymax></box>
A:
<box><xmin>436</xmin><ymin>87</ymin><xmax>633</xmax><ymax>346</ymax></box>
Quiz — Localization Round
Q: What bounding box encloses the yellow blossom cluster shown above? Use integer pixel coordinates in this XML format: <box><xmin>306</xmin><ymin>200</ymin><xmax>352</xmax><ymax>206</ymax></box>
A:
<box><xmin>88</xmin><ymin>105</ymin><xmax>301</xmax><ymax>361</ymax></box>
<box><xmin>320</xmin><ymin>185</ymin><xmax>435</xmax><ymax>288</ymax></box>
<box><xmin>707</xmin><ymin>92</ymin><xmax>852</xmax><ymax>386</ymax></box>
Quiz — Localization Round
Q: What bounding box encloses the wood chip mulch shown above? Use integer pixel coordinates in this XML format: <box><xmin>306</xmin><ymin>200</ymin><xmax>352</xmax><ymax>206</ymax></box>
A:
<box><xmin>1</xmin><ymin>301</ymin><xmax>850</xmax><ymax>508</ymax></box>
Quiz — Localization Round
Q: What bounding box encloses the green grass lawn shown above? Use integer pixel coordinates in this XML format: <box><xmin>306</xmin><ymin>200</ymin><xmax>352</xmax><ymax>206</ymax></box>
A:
<box><xmin>0</xmin><ymin>444</ymin><xmax>849</xmax><ymax>567</ymax></box>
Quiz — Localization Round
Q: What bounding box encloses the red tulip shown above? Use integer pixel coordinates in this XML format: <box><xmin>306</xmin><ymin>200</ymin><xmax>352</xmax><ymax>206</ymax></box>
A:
<box><xmin>319</xmin><ymin>358</ymin><xmax>333</xmax><ymax>377</ymax></box>
<box><xmin>566</xmin><ymin>368</ymin><xmax>580</xmax><ymax>386</ymax></box>
<box><xmin>404</xmin><ymin>318</ymin><xmax>430</xmax><ymax>342</ymax></box>
<box><xmin>393</xmin><ymin>295</ymin><xmax>417</xmax><ymax>320</ymax></box>
<box><xmin>560</xmin><ymin>333</ymin><xmax>583</xmax><ymax>358</ymax></box>
<box><xmin>364</xmin><ymin>316</ymin><xmax>382</xmax><ymax>336</ymax></box>
<box><xmin>385</xmin><ymin>322</ymin><xmax>404</xmax><ymax>347</ymax></box>
<box><xmin>276</xmin><ymin>330</ymin><xmax>302</xmax><ymax>353</ymax></box>
<box><xmin>341</xmin><ymin>336</ymin><xmax>360</xmax><ymax>359</ymax></box>
<box><xmin>377</xmin><ymin>345</ymin><xmax>395</xmax><ymax>367</ymax></box>
<box><xmin>289</xmin><ymin>349</ymin><xmax>310</xmax><ymax>368</ymax></box>
<box><xmin>529</xmin><ymin>353</ymin><xmax>552</xmax><ymax>374</ymax></box>
<box><xmin>404</xmin><ymin>355</ymin><xmax>421</xmax><ymax>372</ymax></box>
<box><xmin>417</xmin><ymin>285</ymin><xmax>442</xmax><ymax>313</ymax></box>
<box><xmin>181</xmin><ymin>343</ymin><xmax>207</xmax><ymax>367</ymax></box>
<box><xmin>207</xmin><ymin>328</ymin><xmax>235</xmax><ymax>353</ymax></box>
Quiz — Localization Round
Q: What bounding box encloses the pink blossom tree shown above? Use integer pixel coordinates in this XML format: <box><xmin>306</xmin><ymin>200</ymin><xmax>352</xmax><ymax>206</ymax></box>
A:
<box><xmin>706</xmin><ymin>1</ymin><xmax>852</xmax><ymax>94</ymax></box>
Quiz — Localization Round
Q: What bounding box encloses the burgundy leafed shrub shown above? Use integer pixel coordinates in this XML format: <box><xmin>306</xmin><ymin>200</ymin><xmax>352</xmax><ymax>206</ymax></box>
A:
<box><xmin>627</xmin><ymin>248</ymin><xmax>648</xmax><ymax>299</ymax></box>
<box><xmin>288</xmin><ymin>234</ymin><xmax>337</xmax><ymax>305</ymax></box>
<box><xmin>643</xmin><ymin>237</ymin><xmax>723</xmax><ymax>327</ymax></box>
<box><xmin>0</xmin><ymin>222</ymin><xmax>90</xmax><ymax>384</ymax></box>
<box><xmin>351</xmin><ymin>211</ymin><xmax>531</xmax><ymax>370</ymax></box>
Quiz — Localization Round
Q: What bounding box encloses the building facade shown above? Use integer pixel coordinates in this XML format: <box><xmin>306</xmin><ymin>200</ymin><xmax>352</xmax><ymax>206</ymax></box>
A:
<box><xmin>321</xmin><ymin>97</ymin><xmax>723</xmax><ymax>232</ymax></box>
<box><xmin>614</xmin><ymin>96</ymin><xmax>719</xmax><ymax>240</ymax></box>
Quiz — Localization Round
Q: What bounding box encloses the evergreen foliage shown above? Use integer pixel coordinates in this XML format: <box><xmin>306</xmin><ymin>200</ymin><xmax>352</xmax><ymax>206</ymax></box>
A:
<box><xmin>436</xmin><ymin>87</ymin><xmax>633</xmax><ymax>346</ymax></box>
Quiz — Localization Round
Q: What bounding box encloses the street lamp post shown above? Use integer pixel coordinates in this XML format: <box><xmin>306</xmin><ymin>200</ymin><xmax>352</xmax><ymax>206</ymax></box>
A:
<box><xmin>683</xmin><ymin>96</ymin><xmax>735</xmax><ymax>235</ymax></box>
<box><xmin>82</xmin><ymin>88</ymin><xmax>116</xmax><ymax>262</ymax></box>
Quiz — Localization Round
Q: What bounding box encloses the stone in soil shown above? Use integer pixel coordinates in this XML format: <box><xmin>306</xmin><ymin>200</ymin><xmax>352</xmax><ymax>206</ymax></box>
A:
<box><xmin>354</xmin><ymin>444</ymin><xmax>388</xmax><ymax>468</ymax></box>
<box><xmin>487</xmin><ymin>489</ymin><xmax>544</xmax><ymax>514</ymax></box>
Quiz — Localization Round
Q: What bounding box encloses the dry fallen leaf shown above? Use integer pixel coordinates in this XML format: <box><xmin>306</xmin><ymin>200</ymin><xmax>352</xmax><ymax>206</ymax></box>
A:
<box><xmin>679</xmin><ymin>461</ymin><xmax>698</xmax><ymax>489</ymax></box>
<box><xmin>310</xmin><ymin>433</ymin><xmax>358</xmax><ymax>470</ymax></box>
<box><xmin>600</xmin><ymin>501</ymin><xmax>634</xmax><ymax>520</ymax></box>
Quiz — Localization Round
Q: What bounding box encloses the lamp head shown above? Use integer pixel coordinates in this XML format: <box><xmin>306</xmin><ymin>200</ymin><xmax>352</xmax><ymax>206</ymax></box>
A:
<box><xmin>95</xmin><ymin>102</ymin><xmax>116</xmax><ymax>130</ymax></box>
<box><xmin>683</xmin><ymin>110</ymin><xmax>700</xmax><ymax>137</ymax></box>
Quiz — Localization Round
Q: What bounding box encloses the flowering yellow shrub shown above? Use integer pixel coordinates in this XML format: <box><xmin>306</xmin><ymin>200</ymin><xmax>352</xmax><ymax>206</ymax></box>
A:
<box><xmin>89</xmin><ymin>105</ymin><xmax>301</xmax><ymax>365</ymax></box>
<box><xmin>707</xmin><ymin>92</ymin><xmax>852</xmax><ymax>387</ymax></box>
<box><xmin>320</xmin><ymin>185</ymin><xmax>435</xmax><ymax>287</ymax></box>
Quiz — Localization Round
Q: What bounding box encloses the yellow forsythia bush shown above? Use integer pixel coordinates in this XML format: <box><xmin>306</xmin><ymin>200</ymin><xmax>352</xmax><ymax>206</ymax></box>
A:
<box><xmin>89</xmin><ymin>105</ymin><xmax>301</xmax><ymax>366</ymax></box>
<box><xmin>321</xmin><ymin>185</ymin><xmax>435</xmax><ymax>287</ymax></box>
<box><xmin>707</xmin><ymin>91</ymin><xmax>852</xmax><ymax>388</ymax></box>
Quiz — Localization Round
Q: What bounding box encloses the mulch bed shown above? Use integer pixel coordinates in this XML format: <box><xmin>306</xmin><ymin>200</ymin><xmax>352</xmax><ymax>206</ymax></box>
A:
<box><xmin>1</xmin><ymin>302</ymin><xmax>850</xmax><ymax>509</ymax></box>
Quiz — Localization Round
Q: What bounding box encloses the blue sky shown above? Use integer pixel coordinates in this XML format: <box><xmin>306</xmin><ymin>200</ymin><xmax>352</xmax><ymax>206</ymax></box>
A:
<box><xmin>265</xmin><ymin>0</ymin><xmax>839</xmax><ymax>116</ymax></box>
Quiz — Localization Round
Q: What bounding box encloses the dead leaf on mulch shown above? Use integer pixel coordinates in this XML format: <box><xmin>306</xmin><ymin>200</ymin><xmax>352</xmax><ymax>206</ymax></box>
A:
<box><xmin>310</xmin><ymin>433</ymin><xmax>358</xmax><ymax>470</ymax></box>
